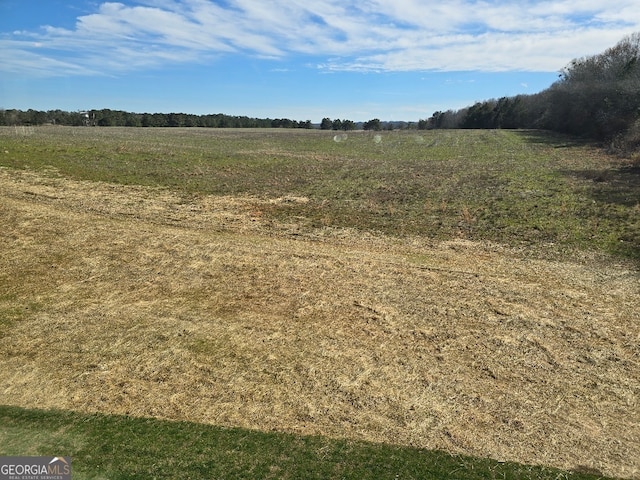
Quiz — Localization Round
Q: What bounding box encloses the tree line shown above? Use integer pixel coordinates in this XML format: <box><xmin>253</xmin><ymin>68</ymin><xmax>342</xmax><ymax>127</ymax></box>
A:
<box><xmin>419</xmin><ymin>32</ymin><xmax>640</xmax><ymax>152</ymax></box>
<box><xmin>0</xmin><ymin>109</ymin><xmax>320</xmax><ymax>129</ymax></box>
<box><xmin>0</xmin><ymin>108</ymin><xmax>406</xmax><ymax>132</ymax></box>
<box><xmin>319</xmin><ymin>117</ymin><xmax>393</xmax><ymax>131</ymax></box>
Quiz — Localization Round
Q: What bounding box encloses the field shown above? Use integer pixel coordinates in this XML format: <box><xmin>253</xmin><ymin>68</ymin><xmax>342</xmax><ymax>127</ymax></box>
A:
<box><xmin>0</xmin><ymin>126</ymin><xmax>638</xmax><ymax>479</ymax></box>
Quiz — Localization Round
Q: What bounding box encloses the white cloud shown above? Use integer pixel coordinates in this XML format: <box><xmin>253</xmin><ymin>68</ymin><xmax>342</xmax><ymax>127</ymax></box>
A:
<box><xmin>1</xmin><ymin>0</ymin><xmax>639</xmax><ymax>76</ymax></box>
<box><xmin>0</xmin><ymin>40</ymin><xmax>102</xmax><ymax>76</ymax></box>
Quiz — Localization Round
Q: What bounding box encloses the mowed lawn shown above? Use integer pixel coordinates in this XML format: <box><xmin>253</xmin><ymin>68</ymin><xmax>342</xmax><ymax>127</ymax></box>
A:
<box><xmin>0</xmin><ymin>126</ymin><xmax>638</xmax><ymax>479</ymax></box>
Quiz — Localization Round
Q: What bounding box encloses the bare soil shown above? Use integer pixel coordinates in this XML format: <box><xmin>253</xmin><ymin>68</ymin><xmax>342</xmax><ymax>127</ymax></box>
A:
<box><xmin>1</xmin><ymin>166</ymin><xmax>638</xmax><ymax>478</ymax></box>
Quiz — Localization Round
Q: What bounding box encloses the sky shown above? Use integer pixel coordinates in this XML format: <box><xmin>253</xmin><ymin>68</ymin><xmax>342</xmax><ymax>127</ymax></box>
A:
<box><xmin>1</xmin><ymin>1</ymin><xmax>639</xmax><ymax>122</ymax></box>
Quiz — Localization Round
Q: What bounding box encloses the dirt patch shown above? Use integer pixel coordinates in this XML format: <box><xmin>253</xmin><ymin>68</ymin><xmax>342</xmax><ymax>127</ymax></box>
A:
<box><xmin>1</xmin><ymin>167</ymin><xmax>638</xmax><ymax>478</ymax></box>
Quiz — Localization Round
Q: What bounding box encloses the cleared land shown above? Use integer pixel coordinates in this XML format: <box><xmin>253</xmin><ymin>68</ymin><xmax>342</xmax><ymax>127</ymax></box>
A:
<box><xmin>0</xmin><ymin>127</ymin><xmax>639</xmax><ymax>478</ymax></box>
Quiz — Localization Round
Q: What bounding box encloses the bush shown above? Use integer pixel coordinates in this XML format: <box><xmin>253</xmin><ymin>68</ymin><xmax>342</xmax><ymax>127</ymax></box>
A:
<box><xmin>610</xmin><ymin>119</ymin><xmax>640</xmax><ymax>156</ymax></box>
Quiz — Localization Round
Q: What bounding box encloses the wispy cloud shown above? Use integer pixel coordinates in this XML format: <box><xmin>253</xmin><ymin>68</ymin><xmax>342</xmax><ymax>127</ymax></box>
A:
<box><xmin>2</xmin><ymin>0</ymin><xmax>639</xmax><ymax>77</ymax></box>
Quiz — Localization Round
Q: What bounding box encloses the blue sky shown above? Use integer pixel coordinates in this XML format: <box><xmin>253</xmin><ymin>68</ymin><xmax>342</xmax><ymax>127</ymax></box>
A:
<box><xmin>1</xmin><ymin>1</ymin><xmax>639</xmax><ymax>122</ymax></box>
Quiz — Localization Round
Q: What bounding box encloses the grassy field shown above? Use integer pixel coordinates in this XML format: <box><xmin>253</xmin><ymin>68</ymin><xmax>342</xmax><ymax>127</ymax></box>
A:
<box><xmin>1</xmin><ymin>126</ymin><xmax>638</xmax><ymax>259</ymax></box>
<box><xmin>0</xmin><ymin>126</ymin><xmax>638</xmax><ymax>479</ymax></box>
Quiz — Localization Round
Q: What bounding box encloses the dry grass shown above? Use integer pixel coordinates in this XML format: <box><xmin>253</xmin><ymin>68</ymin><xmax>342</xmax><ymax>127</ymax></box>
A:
<box><xmin>1</xmin><ymin>166</ymin><xmax>638</xmax><ymax>478</ymax></box>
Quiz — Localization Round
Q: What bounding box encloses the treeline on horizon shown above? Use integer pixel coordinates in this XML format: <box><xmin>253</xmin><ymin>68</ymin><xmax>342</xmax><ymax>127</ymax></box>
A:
<box><xmin>0</xmin><ymin>109</ymin><xmax>317</xmax><ymax>129</ymax></box>
<box><xmin>0</xmin><ymin>106</ymin><xmax>408</xmax><ymax>133</ymax></box>
<box><xmin>420</xmin><ymin>32</ymin><xmax>640</xmax><ymax>153</ymax></box>
<box><xmin>2</xmin><ymin>32</ymin><xmax>639</xmax><ymax>152</ymax></box>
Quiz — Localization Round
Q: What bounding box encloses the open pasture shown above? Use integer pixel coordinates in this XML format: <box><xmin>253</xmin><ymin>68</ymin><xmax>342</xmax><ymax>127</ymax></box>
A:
<box><xmin>1</xmin><ymin>126</ymin><xmax>638</xmax><ymax>258</ymax></box>
<box><xmin>0</xmin><ymin>127</ymin><xmax>638</xmax><ymax>478</ymax></box>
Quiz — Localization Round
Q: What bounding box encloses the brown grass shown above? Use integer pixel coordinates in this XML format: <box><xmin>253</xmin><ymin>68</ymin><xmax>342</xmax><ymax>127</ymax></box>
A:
<box><xmin>1</xmin><ymin>166</ymin><xmax>638</xmax><ymax>478</ymax></box>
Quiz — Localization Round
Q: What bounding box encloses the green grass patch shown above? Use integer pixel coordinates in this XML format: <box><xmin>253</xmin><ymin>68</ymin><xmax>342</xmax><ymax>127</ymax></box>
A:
<box><xmin>1</xmin><ymin>126</ymin><xmax>637</xmax><ymax>259</ymax></box>
<box><xmin>0</xmin><ymin>405</ymin><xmax>615</xmax><ymax>480</ymax></box>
